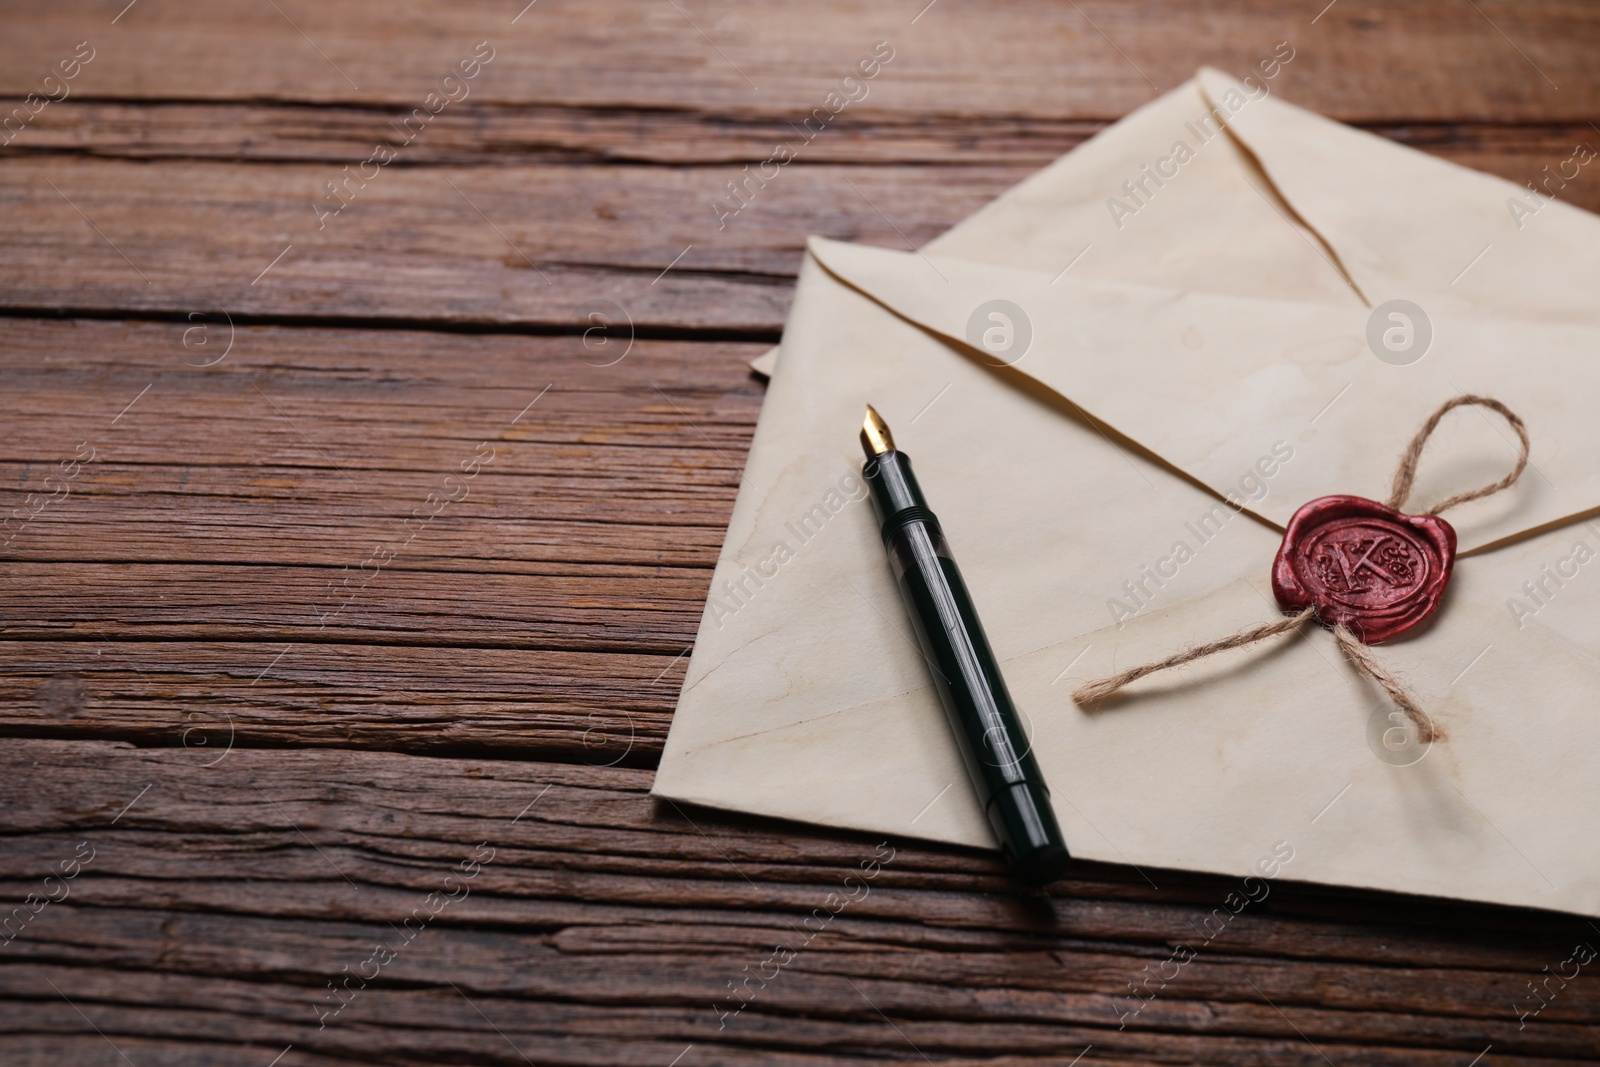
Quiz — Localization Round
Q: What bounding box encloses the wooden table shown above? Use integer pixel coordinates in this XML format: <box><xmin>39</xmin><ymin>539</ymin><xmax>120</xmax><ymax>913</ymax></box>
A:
<box><xmin>2</xmin><ymin>2</ymin><xmax>1597</xmax><ymax>1063</ymax></box>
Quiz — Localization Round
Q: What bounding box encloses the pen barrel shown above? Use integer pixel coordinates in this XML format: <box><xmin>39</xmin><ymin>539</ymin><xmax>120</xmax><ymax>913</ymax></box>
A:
<box><xmin>864</xmin><ymin>451</ymin><xmax>1069</xmax><ymax>884</ymax></box>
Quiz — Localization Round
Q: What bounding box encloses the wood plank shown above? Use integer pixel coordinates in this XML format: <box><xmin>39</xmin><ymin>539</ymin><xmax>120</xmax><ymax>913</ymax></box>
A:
<box><xmin>0</xmin><ymin>740</ymin><xmax>1595</xmax><ymax>1065</ymax></box>
<box><xmin>0</xmin><ymin>640</ymin><xmax>681</xmax><ymax>764</ymax></box>
<box><xmin>6</xmin><ymin>99</ymin><xmax>1596</xmax><ymax>169</ymax></box>
<box><xmin>0</xmin><ymin>0</ymin><xmax>1595</xmax><ymax>122</ymax></box>
<box><xmin>6</xmin><ymin>100</ymin><xmax>1108</xmax><ymax>165</ymax></box>
<box><xmin>0</xmin><ymin>566</ymin><xmax>707</xmax><ymax>649</ymax></box>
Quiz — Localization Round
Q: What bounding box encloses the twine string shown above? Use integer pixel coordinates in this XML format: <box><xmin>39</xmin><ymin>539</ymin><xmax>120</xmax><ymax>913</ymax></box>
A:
<box><xmin>1331</xmin><ymin>624</ymin><xmax>1439</xmax><ymax>744</ymax></box>
<box><xmin>1070</xmin><ymin>609</ymin><xmax>1312</xmax><ymax>705</ymax></box>
<box><xmin>1071</xmin><ymin>395</ymin><xmax>1530</xmax><ymax>742</ymax></box>
<box><xmin>1388</xmin><ymin>394</ymin><xmax>1529</xmax><ymax>515</ymax></box>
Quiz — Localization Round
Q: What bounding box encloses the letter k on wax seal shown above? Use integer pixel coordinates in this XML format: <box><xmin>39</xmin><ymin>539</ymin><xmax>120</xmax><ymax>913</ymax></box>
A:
<box><xmin>1272</xmin><ymin>495</ymin><xmax>1457</xmax><ymax>644</ymax></box>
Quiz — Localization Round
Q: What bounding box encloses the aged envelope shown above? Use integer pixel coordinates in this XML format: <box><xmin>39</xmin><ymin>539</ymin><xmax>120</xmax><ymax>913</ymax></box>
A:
<box><xmin>655</xmin><ymin>70</ymin><xmax>1600</xmax><ymax>915</ymax></box>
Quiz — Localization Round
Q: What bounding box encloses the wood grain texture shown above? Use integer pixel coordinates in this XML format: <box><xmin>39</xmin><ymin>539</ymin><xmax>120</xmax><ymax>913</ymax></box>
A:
<box><xmin>2</xmin><ymin>740</ymin><xmax>1597</xmax><ymax>1066</ymax></box>
<box><xmin>0</xmin><ymin>319</ymin><xmax>742</xmax><ymax>757</ymax></box>
<box><xmin>1</xmin><ymin>0</ymin><xmax>1597</xmax><ymax>121</ymax></box>
<box><xmin>3</xmin><ymin>0</ymin><xmax>1597</xmax><ymax>1062</ymax></box>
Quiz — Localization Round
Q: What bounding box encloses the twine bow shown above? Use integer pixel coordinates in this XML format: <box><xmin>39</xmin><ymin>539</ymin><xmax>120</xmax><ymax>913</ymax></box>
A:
<box><xmin>1072</xmin><ymin>395</ymin><xmax>1530</xmax><ymax>744</ymax></box>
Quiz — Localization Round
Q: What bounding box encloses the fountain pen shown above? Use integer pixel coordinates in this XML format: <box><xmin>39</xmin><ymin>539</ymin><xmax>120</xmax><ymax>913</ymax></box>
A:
<box><xmin>860</xmin><ymin>405</ymin><xmax>1070</xmax><ymax>885</ymax></box>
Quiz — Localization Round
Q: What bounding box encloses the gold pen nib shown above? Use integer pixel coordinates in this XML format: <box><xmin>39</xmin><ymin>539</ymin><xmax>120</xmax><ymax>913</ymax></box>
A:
<box><xmin>860</xmin><ymin>404</ymin><xmax>895</xmax><ymax>456</ymax></box>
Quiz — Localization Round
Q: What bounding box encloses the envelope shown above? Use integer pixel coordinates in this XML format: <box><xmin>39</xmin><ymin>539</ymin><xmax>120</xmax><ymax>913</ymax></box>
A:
<box><xmin>654</xmin><ymin>69</ymin><xmax>1600</xmax><ymax>916</ymax></box>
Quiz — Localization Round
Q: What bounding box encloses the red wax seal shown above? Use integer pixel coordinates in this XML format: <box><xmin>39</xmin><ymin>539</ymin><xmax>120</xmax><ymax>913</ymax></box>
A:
<box><xmin>1272</xmin><ymin>495</ymin><xmax>1456</xmax><ymax>644</ymax></box>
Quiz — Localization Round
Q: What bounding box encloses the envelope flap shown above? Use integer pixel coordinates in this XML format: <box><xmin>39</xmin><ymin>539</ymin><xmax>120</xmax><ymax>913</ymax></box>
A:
<box><xmin>807</xmin><ymin>235</ymin><xmax>1600</xmax><ymax>553</ymax></box>
<box><xmin>1196</xmin><ymin>67</ymin><xmax>1600</xmax><ymax>326</ymax></box>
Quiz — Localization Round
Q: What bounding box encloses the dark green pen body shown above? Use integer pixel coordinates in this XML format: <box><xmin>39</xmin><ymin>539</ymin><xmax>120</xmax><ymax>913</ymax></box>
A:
<box><xmin>864</xmin><ymin>449</ymin><xmax>1069</xmax><ymax>884</ymax></box>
